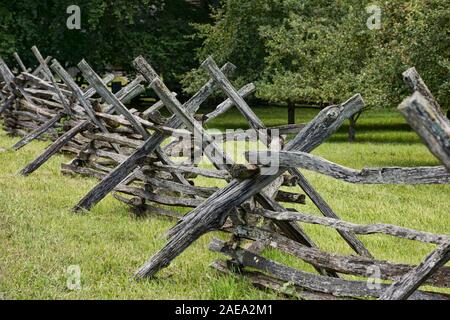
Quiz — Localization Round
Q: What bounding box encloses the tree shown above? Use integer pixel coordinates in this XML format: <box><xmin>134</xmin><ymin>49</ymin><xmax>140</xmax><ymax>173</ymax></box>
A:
<box><xmin>182</xmin><ymin>0</ymin><xmax>449</xmax><ymax>110</ymax></box>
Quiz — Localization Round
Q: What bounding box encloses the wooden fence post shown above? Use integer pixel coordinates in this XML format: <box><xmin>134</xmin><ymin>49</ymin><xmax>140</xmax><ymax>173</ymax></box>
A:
<box><xmin>201</xmin><ymin>56</ymin><xmax>371</xmax><ymax>258</ymax></box>
<box><xmin>398</xmin><ymin>92</ymin><xmax>450</xmax><ymax>171</ymax></box>
<box><xmin>134</xmin><ymin>94</ymin><xmax>364</xmax><ymax>279</ymax></box>
<box><xmin>380</xmin><ymin>241</ymin><xmax>450</xmax><ymax>300</ymax></box>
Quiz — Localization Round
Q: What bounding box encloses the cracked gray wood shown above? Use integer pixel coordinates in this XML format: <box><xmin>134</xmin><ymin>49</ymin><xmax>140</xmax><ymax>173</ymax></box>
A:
<box><xmin>202</xmin><ymin>56</ymin><xmax>371</xmax><ymax>258</ymax></box>
<box><xmin>51</xmin><ymin>59</ymin><xmax>121</xmax><ymax>154</ymax></box>
<box><xmin>148</xmin><ymin>73</ymin><xmax>332</xmax><ymax>277</ymax></box>
<box><xmin>247</xmin><ymin>150</ymin><xmax>450</xmax><ymax>184</ymax></box>
<box><xmin>0</xmin><ymin>58</ymin><xmax>35</xmax><ymax>106</ymax></box>
<box><xmin>13</xmin><ymin>52</ymin><xmax>28</xmax><ymax>72</ymax></box>
<box><xmin>398</xmin><ymin>92</ymin><xmax>450</xmax><ymax>171</ymax></box>
<box><xmin>402</xmin><ymin>67</ymin><xmax>445</xmax><ymax>117</ymax></box>
<box><xmin>380</xmin><ymin>241</ymin><xmax>450</xmax><ymax>300</ymax></box>
<box><xmin>233</xmin><ymin>225</ymin><xmax>450</xmax><ymax>288</ymax></box>
<box><xmin>31</xmin><ymin>46</ymin><xmax>72</xmax><ymax>115</ymax></box>
<box><xmin>19</xmin><ymin>79</ymin><xmax>144</xmax><ymax>175</ymax></box>
<box><xmin>78</xmin><ymin>59</ymin><xmax>149</xmax><ymax>139</ymax></box>
<box><xmin>73</xmin><ymin>57</ymin><xmax>236</xmax><ymax>211</ymax></box>
<box><xmin>209</xmin><ymin>239</ymin><xmax>449</xmax><ymax>300</ymax></box>
<box><xmin>12</xmin><ymin>70</ymin><xmax>114</xmax><ymax>151</ymax></box>
<box><xmin>255</xmin><ymin>208</ymin><xmax>450</xmax><ymax>245</ymax></box>
<box><xmin>135</xmin><ymin>94</ymin><xmax>364</xmax><ymax>278</ymax></box>
<box><xmin>211</xmin><ymin>260</ymin><xmax>346</xmax><ymax>300</ymax></box>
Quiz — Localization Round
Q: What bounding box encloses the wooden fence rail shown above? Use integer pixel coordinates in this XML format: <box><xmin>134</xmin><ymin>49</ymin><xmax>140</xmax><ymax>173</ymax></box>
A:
<box><xmin>1</xmin><ymin>49</ymin><xmax>449</xmax><ymax>300</ymax></box>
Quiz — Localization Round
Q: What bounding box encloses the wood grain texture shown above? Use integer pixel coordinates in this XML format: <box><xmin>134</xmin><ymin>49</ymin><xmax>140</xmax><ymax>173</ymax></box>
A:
<box><xmin>402</xmin><ymin>67</ymin><xmax>445</xmax><ymax>117</ymax></box>
<box><xmin>211</xmin><ymin>260</ymin><xmax>347</xmax><ymax>300</ymax></box>
<box><xmin>398</xmin><ymin>92</ymin><xmax>450</xmax><ymax>171</ymax></box>
<box><xmin>247</xmin><ymin>150</ymin><xmax>450</xmax><ymax>184</ymax></box>
<box><xmin>31</xmin><ymin>46</ymin><xmax>72</xmax><ymax>115</ymax></box>
<box><xmin>19</xmin><ymin>79</ymin><xmax>144</xmax><ymax>176</ymax></box>
<box><xmin>78</xmin><ymin>59</ymin><xmax>149</xmax><ymax>139</ymax></box>
<box><xmin>0</xmin><ymin>58</ymin><xmax>35</xmax><ymax>106</ymax></box>
<box><xmin>13</xmin><ymin>52</ymin><xmax>28</xmax><ymax>72</ymax></box>
<box><xmin>19</xmin><ymin>120</ymin><xmax>92</xmax><ymax>176</ymax></box>
<box><xmin>73</xmin><ymin>58</ymin><xmax>235</xmax><ymax>211</ymax></box>
<box><xmin>233</xmin><ymin>226</ymin><xmax>450</xmax><ymax>288</ymax></box>
<box><xmin>255</xmin><ymin>208</ymin><xmax>450</xmax><ymax>245</ymax></box>
<box><xmin>12</xmin><ymin>112</ymin><xmax>64</xmax><ymax>150</ymax></box>
<box><xmin>150</xmin><ymin>73</ymin><xmax>332</xmax><ymax>276</ymax></box>
<box><xmin>203</xmin><ymin>57</ymin><xmax>370</xmax><ymax>258</ymax></box>
<box><xmin>380</xmin><ymin>241</ymin><xmax>450</xmax><ymax>300</ymax></box>
<box><xmin>209</xmin><ymin>239</ymin><xmax>449</xmax><ymax>300</ymax></box>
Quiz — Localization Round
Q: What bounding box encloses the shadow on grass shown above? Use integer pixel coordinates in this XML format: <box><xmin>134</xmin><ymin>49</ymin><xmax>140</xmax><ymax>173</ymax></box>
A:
<box><xmin>350</xmin><ymin>122</ymin><xmax>412</xmax><ymax>132</ymax></box>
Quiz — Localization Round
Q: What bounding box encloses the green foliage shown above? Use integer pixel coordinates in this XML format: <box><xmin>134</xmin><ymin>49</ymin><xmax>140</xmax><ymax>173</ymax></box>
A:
<box><xmin>0</xmin><ymin>0</ymin><xmax>209</xmax><ymax>86</ymax></box>
<box><xmin>183</xmin><ymin>0</ymin><xmax>449</xmax><ymax>109</ymax></box>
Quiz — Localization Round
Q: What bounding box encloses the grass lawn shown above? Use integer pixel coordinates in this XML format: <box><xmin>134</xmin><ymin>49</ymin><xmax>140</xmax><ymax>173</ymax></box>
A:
<box><xmin>0</xmin><ymin>107</ymin><xmax>449</xmax><ymax>299</ymax></box>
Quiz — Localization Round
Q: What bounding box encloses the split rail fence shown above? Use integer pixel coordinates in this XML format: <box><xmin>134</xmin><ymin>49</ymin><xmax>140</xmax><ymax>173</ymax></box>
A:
<box><xmin>0</xmin><ymin>48</ymin><xmax>449</xmax><ymax>300</ymax></box>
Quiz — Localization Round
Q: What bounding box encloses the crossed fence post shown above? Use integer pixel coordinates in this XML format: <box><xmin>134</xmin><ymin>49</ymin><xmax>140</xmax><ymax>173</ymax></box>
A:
<box><xmin>31</xmin><ymin>46</ymin><xmax>73</xmax><ymax>116</ymax></box>
<box><xmin>51</xmin><ymin>60</ymin><xmax>122</xmax><ymax>154</ymax></box>
<box><xmin>210</xmin><ymin>71</ymin><xmax>449</xmax><ymax>300</ymax></box>
<box><xmin>70</xmin><ymin>56</ymin><xmax>369</xmax><ymax>278</ymax></box>
<box><xmin>12</xmin><ymin>51</ymin><xmax>115</xmax><ymax>151</ymax></box>
<box><xmin>13</xmin><ymin>52</ymin><xmax>29</xmax><ymax>73</ymax></box>
<box><xmin>0</xmin><ymin>57</ymin><xmax>36</xmax><ymax>106</ymax></box>
<box><xmin>402</xmin><ymin>68</ymin><xmax>450</xmax><ymax>171</ymax></box>
<box><xmin>72</xmin><ymin>57</ymin><xmax>240</xmax><ymax>212</ymax></box>
<box><xmin>134</xmin><ymin>90</ymin><xmax>364</xmax><ymax>279</ymax></box>
<box><xmin>2</xmin><ymin>48</ymin><xmax>447</xmax><ymax>300</ymax></box>
<box><xmin>144</xmin><ymin>57</ymin><xmax>370</xmax><ymax>265</ymax></box>
<box><xmin>74</xmin><ymin>60</ymin><xmax>220</xmax><ymax>205</ymax></box>
<box><xmin>18</xmin><ymin>62</ymin><xmax>145</xmax><ymax>176</ymax></box>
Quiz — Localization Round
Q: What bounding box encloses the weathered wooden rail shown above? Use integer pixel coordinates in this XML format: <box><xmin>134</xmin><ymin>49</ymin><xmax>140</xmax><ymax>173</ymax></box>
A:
<box><xmin>206</xmin><ymin>89</ymin><xmax>450</xmax><ymax>300</ymax></box>
<box><xmin>65</xmin><ymin>56</ymin><xmax>309</xmax><ymax>228</ymax></box>
<box><xmin>1</xmin><ymin>49</ymin><xmax>448</xmax><ymax>300</ymax></box>
<box><xmin>0</xmin><ymin>47</ymin><xmax>115</xmax><ymax>153</ymax></box>
<box><xmin>2</xmin><ymin>50</ymin><xmax>299</xmax><ymax>222</ymax></box>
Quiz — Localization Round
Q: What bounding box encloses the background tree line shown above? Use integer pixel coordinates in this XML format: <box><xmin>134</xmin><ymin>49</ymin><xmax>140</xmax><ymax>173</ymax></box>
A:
<box><xmin>0</xmin><ymin>0</ymin><xmax>448</xmax><ymax>109</ymax></box>
<box><xmin>182</xmin><ymin>0</ymin><xmax>449</xmax><ymax>110</ymax></box>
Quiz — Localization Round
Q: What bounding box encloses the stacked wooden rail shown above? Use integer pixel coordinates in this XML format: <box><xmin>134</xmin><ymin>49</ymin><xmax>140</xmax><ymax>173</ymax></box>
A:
<box><xmin>0</xmin><ymin>55</ymin><xmax>62</xmax><ymax>141</ymax></box>
<box><xmin>40</xmin><ymin>55</ymin><xmax>304</xmax><ymax>219</ymax></box>
<box><xmin>223</xmin><ymin>84</ymin><xmax>450</xmax><ymax>300</ymax></box>
<box><xmin>209</xmin><ymin>69</ymin><xmax>450</xmax><ymax>300</ymax></box>
<box><xmin>0</xmin><ymin>49</ymin><xmax>116</xmax><ymax>157</ymax></box>
<box><xmin>1</xmin><ymin>48</ymin><xmax>448</xmax><ymax>300</ymax></box>
<box><xmin>0</xmin><ymin>48</ymin><xmax>151</xmax><ymax>181</ymax></box>
<box><xmin>1</xmin><ymin>49</ymin><xmax>306</xmax><ymax>220</ymax></box>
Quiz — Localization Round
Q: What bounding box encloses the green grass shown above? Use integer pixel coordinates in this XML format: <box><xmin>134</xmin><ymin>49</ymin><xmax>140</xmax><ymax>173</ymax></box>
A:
<box><xmin>0</xmin><ymin>108</ymin><xmax>449</xmax><ymax>299</ymax></box>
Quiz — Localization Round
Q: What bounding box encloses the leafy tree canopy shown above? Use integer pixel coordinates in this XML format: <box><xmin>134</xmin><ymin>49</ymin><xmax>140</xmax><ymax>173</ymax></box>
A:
<box><xmin>182</xmin><ymin>0</ymin><xmax>449</xmax><ymax>109</ymax></box>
